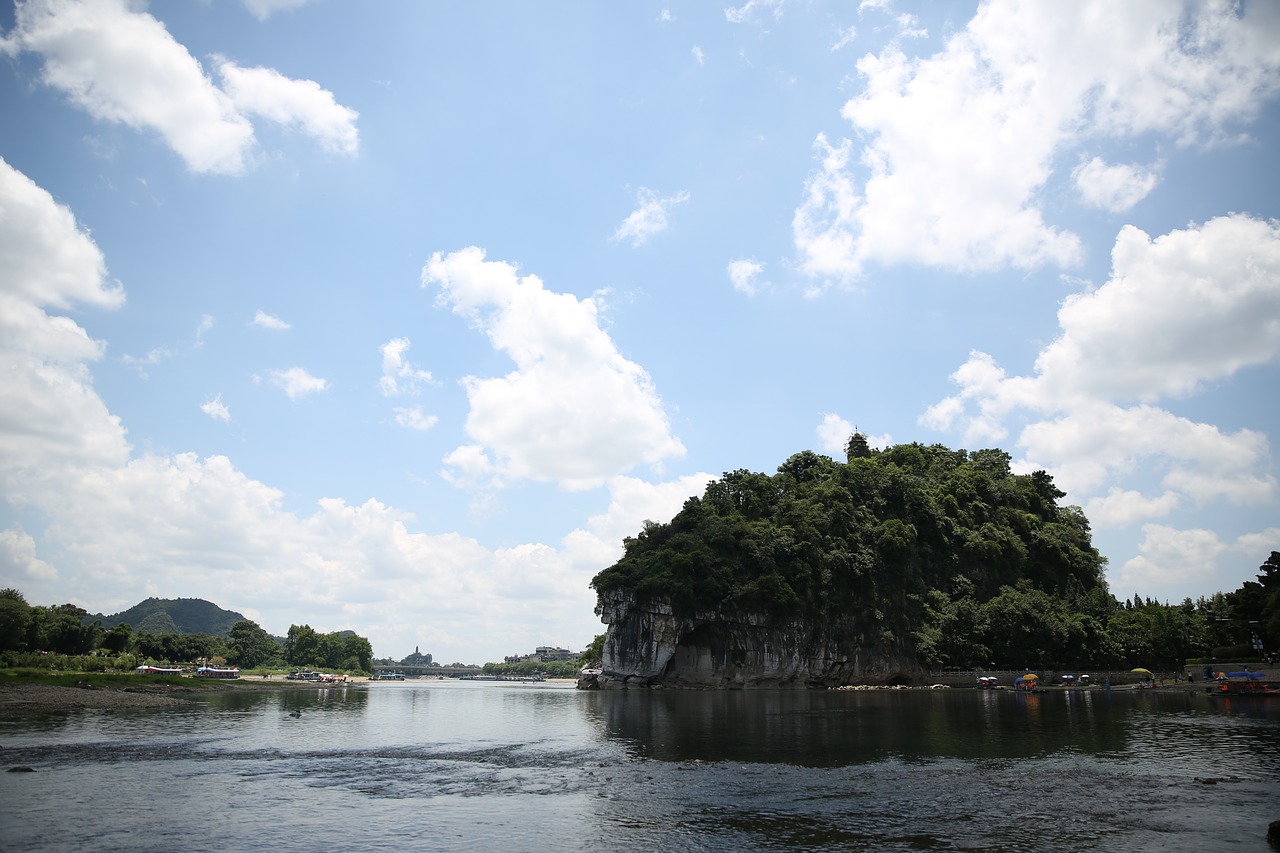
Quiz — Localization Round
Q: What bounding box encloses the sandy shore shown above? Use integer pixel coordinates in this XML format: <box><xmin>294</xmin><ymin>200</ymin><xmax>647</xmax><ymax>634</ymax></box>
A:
<box><xmin>0</xmin><ymin>677</ymin><xmax>366</xmax><ymax>716</ymax></box>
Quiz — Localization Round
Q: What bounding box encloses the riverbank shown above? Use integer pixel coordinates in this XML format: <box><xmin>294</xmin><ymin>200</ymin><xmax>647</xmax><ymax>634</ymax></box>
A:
<box><xmin>0</xmin><ymin>675</ymin><xmax>368</xmax><ymax>716</ymax></box>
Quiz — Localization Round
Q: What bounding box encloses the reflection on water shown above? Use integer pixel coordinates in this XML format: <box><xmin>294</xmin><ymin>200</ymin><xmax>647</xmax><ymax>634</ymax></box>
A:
<box><xmin>590</xmin><ymin>688</ymin><xmax>1148</xmax><ymax>765</ymax></box>
<box><xmin>2</xmin><ymin>682</ymin><xmax>1278</xmax><ymax>852</ymax></box>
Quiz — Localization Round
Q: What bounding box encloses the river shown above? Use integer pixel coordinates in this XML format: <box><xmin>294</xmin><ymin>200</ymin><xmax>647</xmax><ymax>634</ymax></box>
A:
<box><xmin>2</xmin><ymin>680</ymin><xmax>1278</xmax><ymax>851</ymax></box>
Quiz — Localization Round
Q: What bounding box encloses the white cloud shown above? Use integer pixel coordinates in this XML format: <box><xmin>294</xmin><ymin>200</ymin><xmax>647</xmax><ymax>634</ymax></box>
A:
<box><xmin>378</xmin><ymin>338</ymin><xmax>435</xmax><ymax>397</ymax></box>
<box><xmin>562</xmin><ymin>473</ymin><xmax>716</xmax><ymax>570</ymax></box>
<box><xmin>393</xmin><ymin>406</ymin><xmax>438</xmax><ymax>431</ymax></box>
<box><xmin>612</xmin><ymin>188</ymin><xmax>690</xmax><ymax>247</ymax></box>
<box><xmin>251</xmin><ymin>309</ymin><xmax>290</xmax><ymax>330</ymax></box>
<box><xmin>725</xmin><ymin>0</ymin><xmax>784</xmax><ymax>25</ymax></box>
<box><xmin>924</xmin><ymin>215</ymin><xmax>1280</xmax><ymax>547</ymax></box>
<box><xmin>3</xmin><ymin>0</ymin><xmax>358</xmax><ymax>174</ymax></box>
<box><xmin>795</xmin><ymin>1</ymin><xmax>1280</xmax><ymax>284</ymax></box>
<box><xmin>4</xmin><ymin>0</ymin><xmax>254</xmax><ymax>174</ymax></box>
<box><xmin>792</xmin><ymin>134</ymin><xmax>862</xmax><ymax>283</ymax></box>
<box><xmin>216</xmin><ymin>57</ymin><xmax>359</xmax><ymax>156</ymax></box>
<box><xmin>423</xmin><ymin>247</ymin><xmax>686</xmax><ymax>490</ymax></box>
<box><xmin>0</xmin><ymin>157</ymin><xmax>129</xmax><ymax>505</ymax></box>
<box><xmin>817</xmin><ymin>413</ymin><xmax>854</xmax><ymax>457</ymax></box>
<box><xmin>692</xmin><ymin>45</ymin><xmax>705</xmax><ymax>66</ymax></box>
<box><xmin>1233</xmin><ymin>528</ymin><xmax>1280</xmax><ymax>561</ymax></box>
<box><xmin>0</xmin><ymin>155</ymin><xmax>122</xmax><ymax>312</ymax></box>
<box><xmin>727</xmin><ymin>258</ymin><xmax>764</xmax><ymax>295</ymax></box>
<box><xmin>201</xmin><ymin>394</ymin><xmax>231</xmax><ymax>422</ymax></box>
<box><xmin>1113</xmin><ymin>524</ymin><xmax>1227</xmax><ymax>596</ymax></box>
<box><xmin>1040</xmin><ymin>215</ymin><xmax>1280</xmax><ymax>403</ymax></box>
<box><xmin>817</xmin><ymin>413</ymin><xmax>890</xmax><ymax>458</ymax></box>
<box><xmin>121</xmin><ymin>347</ymin><xmax>172</xmax><ymax>378</ymax></box>
<box><xmin>240</xmin><ymin>0</ymin><xmax>313</xmax><ymax>21</ymax></box>
<box><xmin>1073</xmin><ymin>157</ymin><xmax>1159</xmax><ymax>212</ymax></box>
<box><xmin>1083</xmin><ymin>488</ymin><xmax>1180</xmax><ymax>529</ymax></box>
<box><xmin>262</xmin><ymin>367</ymin><xmax>327</xmax><ymax>400</ymax></box>
<box><xmin>831</xmin><ymin>25</ymin><xmax>857</xmax><ymax>52</ymax></box>
<box><xmin>195</xmin><ymin>314</ymin><xmax>215</xmax><ymax>344</ymax></box>
<box><xmin>0</xmin><ymin>528</ymin><xmax>58</xmax><ymax>583</ymax></box>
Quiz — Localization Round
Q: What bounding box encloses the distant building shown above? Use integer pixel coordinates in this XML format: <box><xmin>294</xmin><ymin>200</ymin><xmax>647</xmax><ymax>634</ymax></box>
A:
<box><xmin>401</xmin><ymin>646</ymin><xmax>433</xmax><ymax>666</ymax></box>
<box><xmin>504</xmin><ymin>645</ymin><xmax>579</xmax><ymax>664</ymax></box>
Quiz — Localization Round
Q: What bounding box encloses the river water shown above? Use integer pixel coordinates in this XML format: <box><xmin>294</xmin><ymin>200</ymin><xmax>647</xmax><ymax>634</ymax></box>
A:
<box><xmin>2</xmin><ymin>681</ymin><xmax>1278</xmax><ymax>852</ymax></box>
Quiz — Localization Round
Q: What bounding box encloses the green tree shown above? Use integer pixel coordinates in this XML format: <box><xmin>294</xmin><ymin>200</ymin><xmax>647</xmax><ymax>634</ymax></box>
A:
<box><xmin>340</xmin><ymin>633</ymin><xmax>373</xmax><ymax>672</ymax></box>
<box><xmin>101</xmin><ymin>623</ymin><xmax>133</xmax><ymax>654</ymax></box>
<box><xmin>29</xmin><ymin>604</ymin><xmax>100</xmax><ymax>655</ymax></box>
<box><xmin>0</xmin><ymin>588</ymin><xmax>33</xmax><ymax>652</ymax></box>
<box><xmin>227</xmin><ymin>620</ymin><xmax>283</xmax><ymax>667</ymax></box>
<box><xmin>581</xmin><ymin>633</ymin><xmax>605</xmax><ymax>667</ymax></box>
<box><xmin>284</xmin><ymin>624</ymin><xmax>320</xmax><ymax>667</ymax></box>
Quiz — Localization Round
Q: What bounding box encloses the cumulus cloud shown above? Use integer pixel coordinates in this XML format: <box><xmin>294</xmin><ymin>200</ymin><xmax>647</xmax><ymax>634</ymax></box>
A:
<box><xmin>215</xmin><ymin>57</ymin><xmax>359</xmax><ymax>156</ymax></box>
<box><xmin>1113</xmin><ymin>524</ymin><xmax>1228</xmax><ymax>595</ymax></box>
<box><xmin>2</xmin><ymin>0</ymin><xmax>358</xmax><ymax>174</ymax></box>
<box><xmin>795</xmin><ymin>1</ymin><xmax>1280</xmax><ymax>285</ymax></box>
<box><xmin>727</xmin><ymin>258</ymin><xmax>765</xmax><ymax>295</ymax></box>
<box><xmin>201</xmin><ymin>394</ymin><xmax>231</xmax><ymax>422</ymax></box>
<box><xmin>0</xmin><ymin>528</ymin><xmax>58</xmax><ymax>583</ymax></box>
<box><xmin>251</xmin><ymin>310</ymin><xmax>290</xmax><ymax>330</ymax></box>
<box><xmin>1073</xmin><ymin>157</ymin><xmax>1159</xmax><ymax>212</ymax></box>
<box><xmin>378</xmin><ymin>338</ymin><xmax>435</xmax><ymax>397</ymax></box>
<box><xmin>262</xmin><ymin>367</ymin><xmax>327</xmax><ymax>400</ymax></box>
<box><xmin>0</xmin><ymin>157</ymin><xmax>129</xmax><ymax>504</ymax></box>
<box><xmin>612</xmin><ymin>188</ymin><xmax>690</xmax><ymax>247</ymax></box>
<box><xmin>924</xmin><ymin>215</ymin><xmax>1280</xmax><ymax>527</ymax></box>
<box><xmin>423</xmin><ymin>247</ymin><xmax>686</xmax><ymax>490</ymax></box>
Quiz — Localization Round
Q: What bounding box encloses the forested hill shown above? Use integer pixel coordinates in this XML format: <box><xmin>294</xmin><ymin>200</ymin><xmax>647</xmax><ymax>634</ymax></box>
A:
<box><xmin>87</xmin><ymin>597</ymin><xmax>247</xmax><ymax>637</ymax></box>
<box><xmin>591</xmin><ymin>440</ymin><xmax>1112</xmax><ymax>668</ymax></box>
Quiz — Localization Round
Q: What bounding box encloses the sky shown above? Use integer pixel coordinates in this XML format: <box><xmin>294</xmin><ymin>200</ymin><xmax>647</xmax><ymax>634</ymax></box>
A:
<box><xmin>1</xmin><ymin>0</ymin><xmax>1278</xmax><ymax>664</ymax></box>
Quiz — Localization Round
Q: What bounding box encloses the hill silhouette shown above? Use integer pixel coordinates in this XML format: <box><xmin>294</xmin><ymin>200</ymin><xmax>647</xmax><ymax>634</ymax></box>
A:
<box><xmin>89</xmin><ymin>597</ymin><xmax>247</xmax><ymax>637</ymax></box>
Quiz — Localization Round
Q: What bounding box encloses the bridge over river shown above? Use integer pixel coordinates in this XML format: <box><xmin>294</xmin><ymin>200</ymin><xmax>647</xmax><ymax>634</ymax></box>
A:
<box><xmin>371</xmin><ymin>664</ymin><xmax>484</xmax><ymax>678</ymax></box>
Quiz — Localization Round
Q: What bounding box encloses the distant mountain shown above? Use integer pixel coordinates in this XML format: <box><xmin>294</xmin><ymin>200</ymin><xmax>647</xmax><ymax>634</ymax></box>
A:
<box><xmin>88</xmin><ymin>597</ymin><xmax>247</xmax><ymax>637</ymax></box>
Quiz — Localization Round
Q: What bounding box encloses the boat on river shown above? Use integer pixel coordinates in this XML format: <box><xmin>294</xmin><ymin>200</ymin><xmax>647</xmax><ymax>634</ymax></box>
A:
<box><xmin>1207</xmin><ymin>671</ymin><xmax>1279</xmax><ymax>697</ymax></box>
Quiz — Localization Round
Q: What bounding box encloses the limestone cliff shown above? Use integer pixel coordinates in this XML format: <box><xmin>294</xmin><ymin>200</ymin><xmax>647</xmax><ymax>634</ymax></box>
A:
<box><xmin>584</xmin><ymin>589</ymin><xmax>925</xmax><ymax>689</ymax></box>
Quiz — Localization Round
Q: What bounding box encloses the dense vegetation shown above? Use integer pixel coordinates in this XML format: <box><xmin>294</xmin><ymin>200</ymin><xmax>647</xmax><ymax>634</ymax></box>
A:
<box><xmin>591</xmin><ymin>439</ymin><xmax>1279</xmax><ymax>671</ymax></box>
<box><xmin>88</xmin><ymin>597</ymin><xmax>246</xmax><ymax>637</ymax></box>
<box><xmin>0</xmin><ymin>591</ymin><xmax>373</xmax><ymax>674</ymax></box>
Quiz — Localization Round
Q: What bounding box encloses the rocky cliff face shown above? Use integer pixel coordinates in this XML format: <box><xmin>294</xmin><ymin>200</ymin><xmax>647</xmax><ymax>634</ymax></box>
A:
<box><xmin>583</xmin><ymin>589</ymin><xmax>925</xmax><ymax>689</ymax></box>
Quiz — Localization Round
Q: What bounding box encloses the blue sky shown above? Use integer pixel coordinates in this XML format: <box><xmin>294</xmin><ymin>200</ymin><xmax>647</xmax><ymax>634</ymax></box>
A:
<box><xmin>1</xmin><ymin>0</ymin><xmax>1278</xmax><ymax>664</ymax></box>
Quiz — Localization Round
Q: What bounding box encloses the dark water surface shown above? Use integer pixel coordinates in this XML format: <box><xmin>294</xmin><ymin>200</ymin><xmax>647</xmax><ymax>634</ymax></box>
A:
<box><xmin>2</xmin><ymin>681</ymin><xmax>1278</xmax><ymax>851</ymax></box>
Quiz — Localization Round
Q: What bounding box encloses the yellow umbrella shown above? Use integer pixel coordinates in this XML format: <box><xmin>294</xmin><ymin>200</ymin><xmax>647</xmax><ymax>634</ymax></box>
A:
<box><xmin>1131</xmin><ymin>668</ymin><xmax>1152</xmax><ymax>676</ymax></box>
<box><xmin>1022</xmin><ymin>673</ymin><xmax>1039</xmax><ymax>680</ymax></box>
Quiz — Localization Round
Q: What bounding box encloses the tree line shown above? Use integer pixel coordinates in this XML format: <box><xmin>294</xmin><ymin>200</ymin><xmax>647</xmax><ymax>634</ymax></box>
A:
<box><xmin>591</xmin><ymin>439</ymin><xmax>1279</xmax><ymax>672</ymax></box>
<box><xmin>0</xmin><ymin>590</ymin><xmax>373</xmax><ymax>673</ymax></box>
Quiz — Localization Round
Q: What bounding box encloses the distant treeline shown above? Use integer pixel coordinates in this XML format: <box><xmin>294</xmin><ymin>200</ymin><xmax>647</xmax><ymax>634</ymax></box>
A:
<box><xmin>0</xmin><ymin>590</ymin><xmax>374</xmax><ymax>673</ymax></box>
<box><xmin>590</xmin><ymin>439</ymin><xmax>1280</xmax><ymax>670</ymax></box>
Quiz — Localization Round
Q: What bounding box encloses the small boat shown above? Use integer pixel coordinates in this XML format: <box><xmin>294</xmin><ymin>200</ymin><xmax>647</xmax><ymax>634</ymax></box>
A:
<box><xmin>373</xmin><ymin>672</ymin><xmax>406</xmax><ymax>681</ymax></box>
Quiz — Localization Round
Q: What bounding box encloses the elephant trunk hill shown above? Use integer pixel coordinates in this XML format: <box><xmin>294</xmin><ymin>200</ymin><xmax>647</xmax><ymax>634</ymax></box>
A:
<box><xmin>584</xmin><ymin>440</ymin><xmax>1107</xmax><ymax>689</ymax></box>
